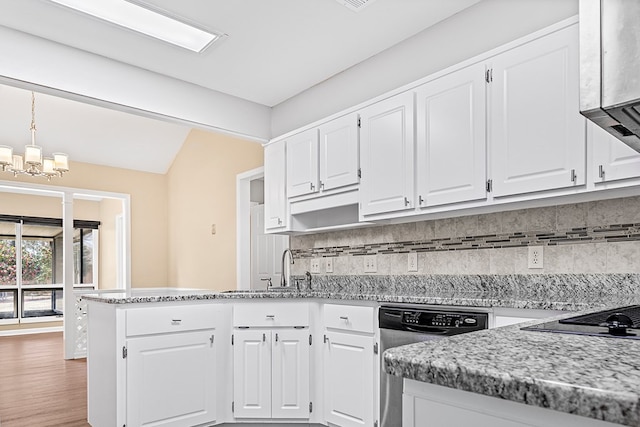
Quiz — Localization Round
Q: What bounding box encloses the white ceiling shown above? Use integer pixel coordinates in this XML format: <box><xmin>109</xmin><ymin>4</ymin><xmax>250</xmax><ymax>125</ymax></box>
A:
<box><xmin>0</xmin><ymin>0</ymin><xmax>482</xmax><ymax>173</ymax></box>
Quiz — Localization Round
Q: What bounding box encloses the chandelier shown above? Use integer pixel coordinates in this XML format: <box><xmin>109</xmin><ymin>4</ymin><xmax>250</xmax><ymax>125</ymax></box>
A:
<box><xmin>0</xmin><ymin>91</ymin><xmax>69</xmax><ymax>180</ymax></box>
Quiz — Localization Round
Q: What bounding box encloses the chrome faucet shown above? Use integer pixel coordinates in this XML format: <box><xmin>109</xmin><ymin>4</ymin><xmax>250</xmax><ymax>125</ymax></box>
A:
<box><xmin>281</xmin><ymin>249</ymin><xmax>295</xmax><ymax>287</ymax></box>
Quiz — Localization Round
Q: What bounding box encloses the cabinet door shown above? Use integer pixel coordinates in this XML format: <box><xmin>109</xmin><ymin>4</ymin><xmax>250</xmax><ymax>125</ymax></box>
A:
<box><xmin>324</xmin><ymin>331</ymin><xmax>375</xmax><ymax>427</ymax></box>
<box><xmin>416</xmin><ymin>63</ymin><xmax>487</xmax><ymax>207</ymax></box>
<box><xmin>287</xmin><ymin>128</ymin><xmax>320</xmax><ymax>198</ymax></box>
<box><xmin>126</xmin><ymin>330</ymin><xmax>217</xmax><ymax>427</ymax></box>
<box><xmin>272</xmin><ymin>329</ymin><xmax>311</xmax><ymax>419</ymax></box>
<box><xmin>233</xmin><ymin>329</ymin><xmax>272</xmax><ymax>418</ymax></box>
<box><xmin>319</xmin><ymin>113</ymin><xmax>360</xmax><ymax>192</ymax></box>
<box><xmin>264</xmin><ymin>140</ymin><xmax>288</xmax><ymax>230</ymax></box>
<box><xmin>490</xmin><ymin>24</ymin><xmax>585</xmax><ymax>197</ymax></box>
<box><xmin>360</xmin><ymin>91</ymin><xmax>415</xmax><ymax>216</ymax></box>
<box><xmin>590</xmin><ymin>122</ymin><xmax>640</xmax><ymax>183</ymax></box>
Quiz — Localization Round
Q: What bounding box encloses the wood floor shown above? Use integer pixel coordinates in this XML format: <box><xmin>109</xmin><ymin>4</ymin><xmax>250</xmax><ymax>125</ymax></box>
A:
<box><xmin>0</xmin><ymin>332</ymin><xmax>89</xmax><ymax>426</ymax></box>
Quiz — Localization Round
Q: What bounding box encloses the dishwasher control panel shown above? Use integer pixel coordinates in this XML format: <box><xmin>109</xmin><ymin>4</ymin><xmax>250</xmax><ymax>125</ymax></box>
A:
<box><xmin>379</xmin><ymin>306</ymin><xmax>488</xmax><ymax>333</ymax></box>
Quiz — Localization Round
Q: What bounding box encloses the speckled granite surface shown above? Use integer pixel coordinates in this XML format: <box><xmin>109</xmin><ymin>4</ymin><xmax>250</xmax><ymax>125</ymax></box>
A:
<box><xmin>384</xmin><ymin>310</ymin><xmax>640</xmax><ymax>426</ymax></box>
<box><xmin>82</xmin><ymin>274</ymin><xmax>640</xmax><ymax>311</ymax></box>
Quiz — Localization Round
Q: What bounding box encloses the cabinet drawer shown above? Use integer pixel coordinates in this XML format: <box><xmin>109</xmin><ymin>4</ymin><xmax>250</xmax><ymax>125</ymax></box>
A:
<box><xmin>126</xmin><ymin>304</ymin><xmax>217</xmax><ymax>337</ymax></box>
<box><xmin>233</xmin><ymin>302</ymin><xmax>309</xmax><ymax>327</ymax></box>
<box><xmin>324</xmin><ymin>304</ymin><xmax>374</xmax><ymax>334</ymax></box>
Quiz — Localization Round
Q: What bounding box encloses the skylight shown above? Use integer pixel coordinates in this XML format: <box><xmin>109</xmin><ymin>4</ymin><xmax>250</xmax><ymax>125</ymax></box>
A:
<box><xmin>49</xmin><ymin>0</ymin><xmax>222</xmax><ymax>53</ymax></box>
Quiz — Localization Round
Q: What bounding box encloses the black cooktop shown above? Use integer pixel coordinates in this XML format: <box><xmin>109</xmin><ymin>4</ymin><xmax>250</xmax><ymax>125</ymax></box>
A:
<box><xmin>521</xmin><ymin>305</ymin><xmax>640</xmax><ymax>340</ymax></box>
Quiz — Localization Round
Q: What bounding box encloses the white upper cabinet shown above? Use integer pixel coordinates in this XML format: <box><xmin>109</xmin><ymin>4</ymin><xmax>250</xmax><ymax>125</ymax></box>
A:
<box><xmin>318</xmin><ymin>113</ymin><xmax>360</xmax><ymax>192</ymax></box>
<box><xmin>286</xmin><ymin>128</ymin><xmax>320</xmax><ymax>198</ymax></box>
<box><xmin>590</xmin><ymin>122</ymin><xmax>640</xmax><ymax>183</ymax></box>
<box><xmin>359</xmin><ymin>91</ymin><xmax>415</xmax><ymax>216</ymax></box>
<box><xmin>489</xmin><ymin>24</ymin><xmax>585</xmax><ymax>197</ymax></box>
<box><xmin>416</xmin><ymin>62</ymin><xmax>487</xmax><ymax>207</ymax></box>
<box><xmin>264</xmin><ymin>140</ymin><xmax>288</xmax><ymax>231</ymax></box>
<box><xmin>286</xmin><ymin>114</ymin><xmax>360</xmax><ymax>200</ymax></box>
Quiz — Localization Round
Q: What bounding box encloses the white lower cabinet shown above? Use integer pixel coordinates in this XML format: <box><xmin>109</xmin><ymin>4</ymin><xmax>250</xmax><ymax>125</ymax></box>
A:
<box><xmin>87</xmin><ymin>302</ymin><xmax>231</xmax><ymax>427</ymax></box>
<box><xmin>233</xmin><ymin>329</ymin><xmax>272</xmax><ymax>418</ymax></box>
<box><xmin>322</xmin><ymin>303</ymin><xmax>376</xmax><ymax>427</ymax></box>
<box><xmin>232</xmin><ymin>301</ymin><xmax>312</xmax><ymax>422</ymax></box>
<box><xmin>323</xmin><ymin>331</ymin><xmax>375</xmax><ymax>427</ymax></box>
<box><xmin>126</xmin><ymin>330</ymin><xmax>217</xmax><ymax>426</ymax></box>
<box><xmin>403</xmin><ymin>379</ymin><xmax>618</xmax><ymax>427</ymax></box>
<box><xmin>233</xmin><ymin>328</ymin><xmax>311</xmax><ymax>420</ymax></box>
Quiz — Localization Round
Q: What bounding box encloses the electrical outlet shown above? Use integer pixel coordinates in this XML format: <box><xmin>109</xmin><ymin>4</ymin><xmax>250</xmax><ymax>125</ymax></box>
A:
<box><xmin>407</xmin><ymin>252</ymin><xmax>418</xmax><ymax>272</ymax></box>
<box><xmin>364</xmin><ymin>255</ymin><xmax>377</xmax><ymax>273</ymax></box>
<box><xmin>528</xmin><ymin>246</ymin><xmax>544</xmax><ymax>269</ymax></box>
<box><xmin>325</xmin><ymin>258</ymin><xmax>334</xmax><ymax>273</ymax></box>
<box><xmin>310</xmin><ymin>258</ymin><xmax>321</xmax><ymax>274</ymax></box>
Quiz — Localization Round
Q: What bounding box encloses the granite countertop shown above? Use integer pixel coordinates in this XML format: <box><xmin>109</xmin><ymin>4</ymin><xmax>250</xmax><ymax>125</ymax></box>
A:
<box><xmin>81</xmin><ymin>274</ymin><xmax>640</xmax><ymax>312</ymax></box>
<box><xmin>384</xmin><ymin>309</ymin><xmax>640</xmax><ymax>427</ymax></box>
<box><xmin>81</xmin><ymin>288</ymin><xmax>613</xmax><ymax>311</ymax></box>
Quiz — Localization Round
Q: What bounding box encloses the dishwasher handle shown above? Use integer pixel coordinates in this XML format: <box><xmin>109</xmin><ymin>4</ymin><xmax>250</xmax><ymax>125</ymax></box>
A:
<box><xmin>403</xmin><ymin>325</ymin><xmax>449</xmax><ymax>334</ymax></box>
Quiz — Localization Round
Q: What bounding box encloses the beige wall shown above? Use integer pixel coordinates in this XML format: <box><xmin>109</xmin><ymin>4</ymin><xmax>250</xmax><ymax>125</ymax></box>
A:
<box><xmin>2</xmin><ymin>160</ymin><xmax>168</xmax><ymax>287</ymax></box>
<box><xmin>167</xmin><ymin>129</ymin><xmax>263</xmax><ymax>290</ymax></box>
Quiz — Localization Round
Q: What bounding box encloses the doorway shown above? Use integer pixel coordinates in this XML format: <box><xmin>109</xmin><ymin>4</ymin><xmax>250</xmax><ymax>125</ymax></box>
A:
<box><xmin>236</xmin><ymin>168</ymin><xmax>288</xmax><ymax>290</ymax></box>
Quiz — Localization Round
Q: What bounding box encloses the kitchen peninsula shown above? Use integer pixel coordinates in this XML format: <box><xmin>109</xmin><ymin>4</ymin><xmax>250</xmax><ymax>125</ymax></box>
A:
<box><xmin>84</xmin><ymin>273</ymin><xmax>640</xmax><ymax>427</ymax></box>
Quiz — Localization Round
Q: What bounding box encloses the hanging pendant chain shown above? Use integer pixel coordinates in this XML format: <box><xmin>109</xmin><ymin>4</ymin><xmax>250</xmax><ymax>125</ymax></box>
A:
<box><xmin>30</xmin><ymin>92</ymin><xmax>37</xmax><ymax>145</ymax></box>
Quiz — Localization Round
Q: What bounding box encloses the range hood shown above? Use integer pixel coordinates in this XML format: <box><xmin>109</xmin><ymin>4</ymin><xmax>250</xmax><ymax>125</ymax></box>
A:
<box><xmin>580</xmin><ymin>0</ymin><xmax>640</xmax><ymax>153</ymax></box>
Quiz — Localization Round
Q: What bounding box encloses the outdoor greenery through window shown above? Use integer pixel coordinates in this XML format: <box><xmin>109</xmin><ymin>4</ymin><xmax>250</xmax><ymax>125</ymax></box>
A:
<box><xmin>0</xmin><ymin>216</ymin><xmax>99</xmax><ymax>322</ymax></box>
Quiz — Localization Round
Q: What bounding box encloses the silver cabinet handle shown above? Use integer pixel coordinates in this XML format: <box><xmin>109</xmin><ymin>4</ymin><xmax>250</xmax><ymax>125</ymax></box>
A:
<box><xmin>171</xmin><ymin>319</ymin><xmax>182</xmax><ymax>325</ymax></box>
<box><xmin>598</xmin><ymin>165</ymin><xmax>605</xmax><ymax>178</ymax></box>
<box><xmin>262</xmin><ymin>333</ymin><xmax>266</xmax><ymax>342</ymax></box>
<box><xmin>277</xmin><ymin>217</ymin><xmax>282</xmax><ymax>225</ymax></box>
<box><xmin>266</xmin><ymin>315</ymin><xmax>275</xmax><ymax>319</ymax></box>
<box><xmin>339</xmin><ymin>316</ymin><xmax>349</xmax><ymax>321</ymax></box>
<box><xmin>571</xmin><ymin>169</ymin><xmax>577</xmax><ymax>183</ymax></box>
<box><xmin>320</xmin><ymin>181</ymin><xmax>324</xmax><ymax>190</ymax></box>
<box><xmin>275</xmin><ymin>333</ymin><xmax>279</xmax><ymax>342</ymax></box>
<box><xmin>418</xmin><ymin>195</ymin><xmax>424</xmax><ymax>205</ymax></box>
<box><xmin>404</xmin><ymin>197</ymin><xmax>410</xmax><ymax>206</ymax></box>
<box><xmin>310</xmin><ymin>182</ymin><xmax>315</xmax><ymax>191</ymax></box>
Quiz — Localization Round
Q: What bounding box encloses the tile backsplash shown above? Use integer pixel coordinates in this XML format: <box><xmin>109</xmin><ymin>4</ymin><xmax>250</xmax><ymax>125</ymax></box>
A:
<box><xmin>290</xmin><ymin>196</ymin><xmax>640</xmax><ymax>276</ymax></box>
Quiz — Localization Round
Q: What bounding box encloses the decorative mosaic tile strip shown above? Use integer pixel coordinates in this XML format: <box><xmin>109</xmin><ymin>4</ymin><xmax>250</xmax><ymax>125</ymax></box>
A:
<box><xmin>292</xmin><ymin>224</ymin><xmax>640</xmax><ymax>259</ymax></box>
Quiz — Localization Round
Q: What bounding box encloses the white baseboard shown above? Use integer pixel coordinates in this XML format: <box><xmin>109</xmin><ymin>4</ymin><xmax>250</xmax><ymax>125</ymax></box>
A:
<box><xmin>0</xmin><ymin>326</ymin><xmax>63</xmax><ymax>336</ymax></box>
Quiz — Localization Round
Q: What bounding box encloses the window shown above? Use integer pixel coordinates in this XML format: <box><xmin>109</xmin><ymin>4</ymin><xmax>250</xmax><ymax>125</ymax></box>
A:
<box><xmin>0</xmin><ymin>216</ymin><xmax>99</xmax><ymax>324</ymax></box>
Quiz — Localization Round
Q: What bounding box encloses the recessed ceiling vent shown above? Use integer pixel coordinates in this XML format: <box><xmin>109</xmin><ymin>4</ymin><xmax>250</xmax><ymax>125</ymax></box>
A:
<box><xmin>335</xmin><ymin>0</ymin><xmax>377</xmax><ymax>12</ymax></box>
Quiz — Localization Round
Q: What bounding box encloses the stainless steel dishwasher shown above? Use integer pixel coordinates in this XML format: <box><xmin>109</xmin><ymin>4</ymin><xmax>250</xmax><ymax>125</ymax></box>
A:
<box><xmin>379</xmin><ymin>305</ymin><xmax>489</xmax><ymax>427</ymax></box>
